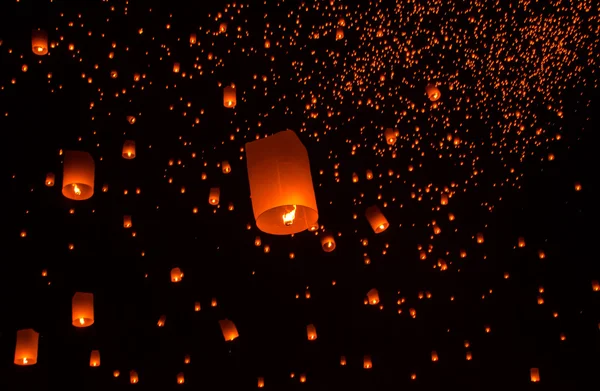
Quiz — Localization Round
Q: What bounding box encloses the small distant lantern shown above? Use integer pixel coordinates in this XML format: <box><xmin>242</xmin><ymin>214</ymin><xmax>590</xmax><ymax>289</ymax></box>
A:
<box><xmin>592</xmin><ymin>280</ymin><xmax>599</xmax><ymax>292</ymax></box>
<box><xmin>384</xmin><ymin>128</ymin><xmax>396</xmax><ymax>145</ymax></box>
<box><xmin>245</xmin><ymin>130</ymin><xmax>318</xmax><ymax>235</ymax></box>
<box><xmin>126</xmin><ymin>115</ymin><xmax>136</xmax><ymax>124</ymax></box>
<box><xmin>130</xmin><ymin>370</ymin><xmax>139</xmax><ymax>384</ymax></box>
<box><xmin>32</xmin><ymin>29</ymin><xmax>48</xmax><ymax>55</ymax></box>
<box><xmin>336</xmin><ymin>28</ymin><xmax>344</xmax><ymax>40</ymax></box>
<box><xmin>171</xmin><ymin>267</ymin><xmax>183</xmax><ymax>282</ymax></box>
<box><xmin>476</xmin><ymin>233</ymin><xmax>484</xmax><ymax>244</ymax></box>
<box><xmin>530</xmin><ymin>368</ymin><xmax>540</xmax><ymax>382</ymax></box>
<box><xmin>258</xmin><ymin>377</ymin><xmax>265</xmax><ymax>388</ymax></box>
<box><xmin>189</xmin><ymin>33</ymin><xmax>196</xmax><ymax>44</ymax></box>
<box><xmin>110</xmin><ymin>70</ymin><xmax>118</xmax><ymax>79</ymax></box>
<box><xmin>224</xmin><ymin>85</ymin><xmax>236</xmax><ymax>108</ymax></box>
<box><xmin>264</xmin><ymin>39</ymin><xmax>271</xmax><ymax>49</ymax></box>
<box><xmin>219</xmin><ymin>319</ymin><xmax>239</xmax><ymax>342</ymax></box>
<box><xmin>254</xmin><ymin>236</ymin><xmax>262</xmax><ymax>246</ymax></box>
<box><xmin>122</xmin><ymin>140</ymin><xmax>136</xmax><ymax>159</ymax></box>
<box><xmin>306</xmin><ymin>324</ymin><xmax>317</xmax><ymax>341</ymax></box>
<box><xmin>426</xmin><ymin>83</ymin><xmax>441</xmax><ymax>101</ymax></box>
<box><xmin>365</xmin><ymin>205</ymin><xmax>389</xmax><ymax>233</ymax></box>
<box><xmin>441</xmin><ymin>194</ymin><xmax>448</xmax><ymax>205</ymax></box>
<box><xmin>352</xmin><ymin>172</ymin><xmax>359</xmax><ymax>183</ymax></box>
<box><xmin>157</xmin><ymin>315</ymin><xmax>166</xmax><ymax>327</ymax></box>
<box><xmin>45</xmin><ymin>172</ymin><xmax>55</xmax><ymax>187</ymax></box>
<box><xmin>518</xmin><ymin>237</ymin><xmax>526</xmax><ymax>248</ymax></box>
<box><xmin>133</xmin><ymin>73</ymin><xmax>140</xmax><ymax>82</ymax></box>
<box><xmin>14</xmin><ymin>329</ymin><xmax>39</xmax><ymax>365</ymax></box>
<box><xmin>211</xmin><ymin>297</ymin><xmax>218</xmax><ymax>307</ymax></box>
<box><xmin>173</xmin><ymin>62</ymin><xmax>180</xmax><ymax>73</ymax></box>
<box><xmin>209</xmin><ymin>187</ymin><xmax>220</xmax><ymax>205</ymax></box>
<box><xmin>184</xmin><ymin>354</ymin><xmax>191</xmax><ymax>364</ymax></box>
<box><xmin>363</xmin><ymin>355</ymin><xmax>372</xmax><ymax>369</ymax></box>
<box><xmin>123</xmin><ymin>215</ymin><xmax>132</xmax><ymax>228</ymax></box>
<box><xmin>222</xmin><ymin>160</ymin><xmax>231</xmax><ymax>174</ymax></box>
<box><xmin>62</xmin><ymin>151</ymin><xmax>95</xmax><ymax>200</ymax></box>
<box><xmin>72</xmin><ymin>292</ymin><xmax>94</xmax><ymax>327</ymax></box>
<box><xmin>431</xmin><ymin>351</ymin><xmax>438</xmax><ymax>362</ymax></box>
<box><xmin>219</xmin><ymin>22</ymin><xmax>227</xmax><ymax>33</ymax></box>
<box><xmin>366</xmin><ymin>169</ymin><xmax>373</xmax><ymax>180</ymax></box>
<box><xmin>177</xmin><ymin>372</ymin><xmax>185</xmax><ymax>384</ymax></box>
<box><xmin>340</xmin><ymin>356</ymin><xmax>347</xmax><ymax>366</ymax></box>
<box><xmin>90</xmin><ymin>350</ymin><xmax>100</xmax><ymax>367</ymax></box>
<box><xmin>367</xmin><ymin>288</ymin><xmax>379</xmax><ymax>305</ymax></box>
<box><xmin>320</xmin><ymin>232</ymin><xmax>336</xmax><ymax>252</ymax></box>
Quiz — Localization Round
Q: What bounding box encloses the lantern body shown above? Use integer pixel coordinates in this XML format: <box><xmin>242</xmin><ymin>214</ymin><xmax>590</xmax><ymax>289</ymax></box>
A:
<box><xmin>62</xmin><ymin>151</ymin><xmax>95</xmax><ymax>200</ymax></box>
<box><xmin>431</xmin><ymin>351</ymin><xmax>438</xmax><ymax>362</ymax></box>
<box><xmin>130</xmin><ymin>370</ymin><xmax>139</xmax><ymax>384</ymax></box>
<box><xmin>340</xmin><ymin>356</ymin><xmax>347</xmax><ymax>366</ymax></box>
<box><xmin>365</xmin><ymin>205</ymin><xmax>389</xmax><ymax>233</ymax></box>
<box><xmin>219</xmin><ymin>319</ymin><xmax>239</xmax><ymax>341</ymax></box>
<box><xmin>223</xmin><ymin>85</ymin><xmax>236</xmax><ymax>108</ymax></box>
<box><xmin>363</xmin><ymin>355</ymin><xmax>372</xmax><ymax>369</ymax></box>
<box><xmin>90</xmin><ymin>350</ymin><xmax>100</xmax><ymax>367</ymax></box>
<box><xmin>219</xmin><ymin>22</ymin><xmax>228</xmax><ymax>33</ymax></box>
<box><xmin>123</xmin><ymin>215</ymin><xmax>132</xmax><ymax>228</ymax></box>
<box><xmin>122</xmin><ymin>140</ymin><xmax>136</xmax><ymax>159</ymax></box>
<box><xmin>258</xmin><ymin>377</ymin><xmax>265</xmax><ymax>388</ymax></box>
<box><xmin>320</xmin><ymin>233</ymin><xmax>336</xmax><ymax>252</ymax></box>
<box><xmin>209</xmin><ymin>187</ymin><xmax>220</xmax><ymax>205</ymax></box>
<box><xmin>441</xmin><ymin>194</ymin><xmax>449</xmax><ymax>205</ymax></box>
<box><xmin>157</xmin><ymin>315</ymin><xmax>167</xmax><ymax>327</ymax></box>
<box><xmin>245</xmin><ymin>130</ymin><xmax>318</xmax><ymax>235</ymax></box>
<box><xmin>72</xmin><ymin>292</ymin><xmax>94</xmax><ymax>327</ymax></box>
<box><xmin>14</xmin><ymin>329</ymin><xmax>39</xmax><ymax>365</ymax></box>
<box><xmin>426</xmin><ymin>83</ymin><xmax>441</xmax><ymax>101</ymax></box>
<box><xmin>336</xmin><ymin>28</ymin><xmax>344</xmax><ymax>40</ymax></box>
<box><xmin>127</xmin><ymin>115</ymin><xmax>136</xmax><ymax>124</ymax></box>
<box><xmin>366</xmin><ymin>169</ymin><xmax>373</xmax><ymax>180</ymax></box>
<box><xmin>306</xmin><ymin>324</ymin><xmax>317</xmax><ymax>341</ymax></box>
<box><xmin>530</xmin><ymin>368</ymin><xmax>540</xmax><ymax>382</ymax></box>
<box><xmin>367</xmin><ymin>288</ymin><xmax>379</xmax><ymax>305</ymax></box>
<box><xmin>476</xmin><ymin>233</ymin><xmax>484</xmax><ymax>243</ymax></box>
<box><xmin>384</xmin><ymin>128</ymin><xmax>396</xmax><ymax>145</ymax></box>
<box><xmin>173</xmin><ymin>62</ymin><xmax>180</xmax><ymax>73</ymax></box>
<box><xmin>45</xmin><ymin>172</ymin><xmax>55</xmax><ymax>187</ymax></box>
<box><xmin>171</xmin><ymin>267</ymin><xmax>183</xmax><ymax>282</ymax></box>
<box><xmin>190</xmin><ymin>34</ymin><xmax>196</xmax><ymax>44</ymax></box>
<box><xmin>222</xmin><ymin>160</ymin><xmax>231</xmax><ymax>174</ymax></box>
<box><xmin>177</xmin><ymin>372</ymin><xmax>185</xmax><ymax>384</ymax></box>
<box><xmin>32</xmin><ymin>29</ymin><xmax>48</xmax><ymax>55</ymax></box>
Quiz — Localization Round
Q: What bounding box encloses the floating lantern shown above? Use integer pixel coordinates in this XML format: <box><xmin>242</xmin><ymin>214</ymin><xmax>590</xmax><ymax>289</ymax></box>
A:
<box><xmin>171</xmin><ymin>267</ymin><xmax>183</xmax><ymax>283</ymax></box>
<box><xmin>32</xmin><ymin>29</ymin><xmax>48</xmax><ymax>55</ymax></box>
<box><xmin>245</xmin><ymin>130</ymin><xmax>318</xmax><ymax>235</ymax></box>
<box><xmin>518</xmin><ymin>237</ymin><xmax>526</xmax><ymax>248</ymax></box>
<box><xmin>14</xmin><ymin>329</ymin><xmax>39</xmax><ymax>365</ymax></box>
<box><xmin>209</xmin><ymin>187</ymin><xmax>220</xmax><ymax>205</ymax></box>
<box><xmin>219</xmin><ymin>319</ymin><xmax>239</xmax><ymax>341</ymax></box>
<box><xmin>45</xmin><ymin>172</ymin><xmax>55</xmax><ymax>187</ymax></box>
<box><xmin>223</xmin><ymin>85</ymin><xmax>236</xmax><ymax>108</ymax></box>
<box><xmin>441</xmin><ymin>194</ymin><xmax>449</xmax><ymax>205</ymax></box>
<box><xmin>384</xmin><ymin>128</ymin><xmax>396</xmax><ymax>145</ymax></box>
<box><xmin>123</xmin><ymin>215</ymin><xmax>132</xmax><ymax>228</ymax></box>
<box><xmin>426</xmin><ymin>83</ymin><xmax>441</xmax><ymax>101</ymax></box>
<box><xmin>222</xmin><ymin>160</ymin><xmax>231</xmax><ymax>174</ymax></box>
<box><xmin>363</xmin><ymin>355</ymin><xmax>372</xmax><ymax>369</ymax></box>
<box><xmin>306</xmin><ymin>324</ymin><xmax>317</xmax><ymax>341</ymax></box>
<box><xmin>72</xmin><ymin>292</ymin><xmax>94</xmax><ymax>327</ymax></box>
<box><xmin>336</xmin><ymin>28</ymin><xmax>344</xmax><ymax>40</ymax></box>
<box><xmin>340</xmin><ymin>356</ymin><xmax>347</xmax><ymax>366</ymax></box>
<box><xmin>367</xmin><ymin>288</ymin><xmax>379</xmax><ymax>305</ymax></box>
<box><xmin>130</xmin><ymin>370</ymin><xmax>139</xmax><ymax>384</ymax></box>
<box><xmin>62</xmin><ymin>151</ymin><xmax>95</xmax><ymax>200</ymax></box>
<box><xmin>476</xmin><ymin>233</ymin><xmax>484</xmax><ymax>244</ymax></box>
<box><xmin>530</xmin><ymin>368</ymin><xmax>540</xmax><ymax>382</ymax></box>
<box><xmin>189</xmin><ymin>33</ymin><xmax>196</xmax><ymax>44</ymax></box>
<box><xmin>126</xmin><ymin>115</ymin><xmax>136</xmax><ymax>124</ymax></box>
<box><xmin>173</xmin><ymin>62</ymin><xmax>180</xmax><ymax>73</ymax></box>
<box><xmin>157</xmin><ymin>315</ymin><xmax>166</xmax><ymax>327</ymax></box>
<box><xmin>122</xmin><ymin>140</ymin><xmax>136</xmax><ymax>159</ymax></box>
<box><xmin>365</xmin><ymin>205</ymin><xmax>389</xmax><ymax>233</ymax></box>
<box><xmin>366</xmin><ymin>169</ymin><xmax>373</xmax><ymax>180</ymax></box>
<box><xmin>90</xmin><ymin>350</ymin><xmax>100</xmax><ymax>367</ymax></box>
<box><xmin>431</xmin><ymin>351</ymin><xmax>438</xmax><ymax>362</ymax></box>
<box><xmin>320</xmin><ymin>232</ymin><xmax>336</xmax><ymax>252</ymax></box>
<box><xmin>177</xmin><ymin>372</ymin><xmax>185</xmax><ymax>384</ymax></box>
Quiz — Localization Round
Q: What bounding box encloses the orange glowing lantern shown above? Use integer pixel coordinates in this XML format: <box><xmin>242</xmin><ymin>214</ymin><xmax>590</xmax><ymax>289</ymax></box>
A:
<box><xmin>222</xmin><ymin>160</ymin><xmax>231</xmax><ymax>174</ymax></box>
<box><xmin>320</xmin><ymin>232</ymin><xmax>336</xmax><ymax>252</ymax></box>
<box><xmin>431</xmin><ymin>351</ymin><xmax>438</xmax><ymax>362</ymax></box>
<box><xmin>365</xmin><ymin>205</ymin><xmax>389</xmax><ymax>233</ymax></box>
<box><xmin>518</xmin><ymin>237</ymin><xmax>526</xmax><ymax>248</ymax></box>
<box><xmin>476</xmin><ymin>233</ymin><xmax>484</xmax><ymax>244</ymax></box>
<box><xmin>336</xmin><ymin>28</ymin><xmax>344</xmax><ymax>40</ymax></box>
<box><xmin>123</xmin><ymin>215</ymin><xmax>132</xmax><ymax>228</ymax></box>
<box><xmin>45</xmin><ymin>172</ymin><xmax>55</xmax><ymax>187</ymax></box>
<box><xmin>264</xmin><ymin>39</ymin><xmax>271</xmax><ymax>49</ymax></box>
<box><xmin>366</xmin><ymin>170</ymin><xmax>373</xmax><ymax>180</ymax></box>
<box><xmin>223</xmin><ymin>85</ymin><xmax>237</xmax><ymax>108</ymax></box>
<box><xmin>340</xmin><ymin>356</ymin><xmax>347</xmax><ymax>366</ymax></box>
<box><xmin>177</xmin><ymin>372</ymin><xmax>185</xmax><ymax>384</ymax></box>
<box><xmin>194</xmin><ymin>302</ymin><xmax>201</xmax><ymax>311</ymax></box>
<box><xmin>209</xmin><ymin>187</ymin><xmax>220</xmax><ymax>205</ymax></box>
<box><xmin>130</xmin><ymin>370</ymin><xmax>139</xmax><ymax>384</ymax></box>
<box><xmin>173</xmin><ymin>62</ymin><xmax>180</xmax><ymax>73</ymax></box>
<box><xmin>426</xmin><ymin>83</ymin><xmax>441</xmax><ymax>101</ymax></box>
<box><xmin>219</xmin><ymin>22</ymin><xmax>228</xmax><ymax>33</ymax></box>
<box><xmin>384</xmin><ymin>128</ymin><xmax>397</xmax><ymax>145</ymax></box>
<box><xmin>122</xmin><ymin>140</ymin><xmax>136</xmax><ymax>159</ymax></box>
<box><xmin>306</xmin><ymin>324</ymin><xmax>317</xmax><ymax>341</ymax></box>
<box><xmin>157</xmin><ymin>315</ymin><xmax>166</xmax><ymax>327</ymax></box>
<box><xmin>171</xmin><ymin>267</ymin><xmax>183</xmax><ymax>282</ymax></box>
<box><xmin>245</xmin><ymin>130</ymin><xmax>319</xmax><ymax>235</ymax></box>
<box><xmin>219</xmin><ymin>319</ymin><xmax>239</xmax><ymax>342</ymax></box>
<box><xmin>189</xmin><ymin>33</ymin><xmax>196</xmax><ymax>44</ymax></box>
<box><xmin>530</xmin><ymin>368</ymin><xmax>540</xmax><ymax>382</ymax></box>
<box><xmin>592</xmin><ymin>280</ymin><xmax>599</xmax><ymax>292</ymax></box>
<box><xmin>90</xmin><ymin>350</ymin><xmax>100</xmax><ymax>367</ymax></box>
<box><xmin>126</xmin><ymin>115</ymin><xmax>136</xmax><ymax>124</ymax></box>
<box><xmin>441</xmin><ymin>194</ymin><xmax>448</xmax><ymax>205</ymax></box>
<box><xmin>258</xmin><ymin>377</ymin><xmax>265</xmax><ymax>388</ymax></box>
<box><xmin>367</xmin><ymin>288</ymin><xmax>380</xmax><ymax>305</ymax></box>
<box><xmin>14</xmin><ymin>329</ymin><xmax>39</xmax><ymax>365</ymax></box>
<box><xmin>62</xmin><ymin>151</ymin><xmax>95</xmax><ymax>200</ymax></box>
<box><xmin>363</xmin><ymin>355</ymin><xmax>372</xmax><ymax>369</ymax></box>
<box><xmin>32</xmin><ymin>29</ymin><xmax>48</xmax><ymax>55</ymax></box>
<box><xmin>72</xmin><ymin>292</ymin><xmax>94</xmax><ymax>327</ymax></box>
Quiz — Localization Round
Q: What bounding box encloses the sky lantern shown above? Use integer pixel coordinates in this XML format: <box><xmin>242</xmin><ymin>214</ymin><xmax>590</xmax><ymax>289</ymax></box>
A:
<box><xmin>90</xmin><ymin>350</ymin><xmax>100</xmax><ymax>367</ymax></box>
<box><xmin>72</xmin><ymin>292</ymin><xmax>94</xmax><ymax>327</ymax></box>
<box><xmin>62</xmin><ymin>151</ymin><xmax>95</xmax><ymax>200</ymax></box>
<box><xmin>219</xmin><ymin>22</ymin><xmax>227</xmax><ymax>33</ymax></box>
<box><xmin>123</xmin><ymin>215</ymin><xmax>132</xmax><ymax>228</ymax></box>
<box><xmin>157</xmin><ymin>315</ymin><xmax>167</xmax><ymax>327</ymax></box>
<box><xmin>384</xmin><ymin>128</ymin><xmax>397</xmax><ymax>145</ymax></box>
<box><xmin>530</xmin><ymin>368</ymin><xmax>540</xmax><ymax>382</ymax></box>
<box><xmin>245</xmin><ymin>130</ymin><xmax>318</xmax><ymax>235</ymax></box>
<box><xmin>189</xmin><ymin>33</ymin><xmax>196</xmax><ymax>44</ymax></box>
<box><xmin>306</xmin><ymin>324</ymin><xmax>317</xmax><ymax>341</ymax></box>
<box><xmin>431</xmin><ymin>351</ymin><xmax>439</xmax><ymax>362</ymax></box>
<box><xmin>592</xmin><ymin>280</ymin><xmax>599</xmax><ymax>292</ymax></box>
<box><xmin>336</xmin><ymin>28</ymin><xmax>344</xmax><ymax>40</ymax></box>
<box><xmin>173</xmin><ymin>62</ymin><xmax>180</xmax><ymax>73</ymax></box>
<box><xmin>171</xmin><ymin>267</ymin><xmax>183</xmax><ymax>282</ymax></box>
<box><xmin>366</xmin><ymin>169</ymin><xmax>373</xmax><ymax>180</ymax></box>
<box><xmin>177</xmin><ymin>372</ymin><xmax>185</xmax><ymax>384</ymax></box>
<box><xmin>45</xmin><ymin>172</ymin><xmax>55</xmax><ymax>187</ymax></box>
<box><xmin>426</xmin><ymin>83</ymin><xmax>441</xmax><ymax>101</ymax></box>
<box><xmin>32</xmin><ymin>29</ymin><xmax>48</xmax><ymax>55</ymax></box>
<box><xmin>258</xmin><ymin>377</ymin><xmax>265</xmax><ymax>388</ymax></box>
<box><xmin>476</xmin><ymin>233</ymin><xmax>484</xmax><ymax>244</ymax></box>
<box><xmin>221</xmin><ymin>160</ymin><xmax>231</xmax><ymax>174</ymax></box>
<box><xmin>223</xmin><ymin>85</ymin><xmax>236</xmax><ymax>108</ymax></box>
<box><xmin>367</xmin><ymin>288</ymin><xmax>380</xmax><ymax>305</ymax></box>
<box><xmin>365</xmin><ymin>205</ymin><xmax>389</xmax><ymax>233</ymax></box>
<box><xmin>518</xmin><ymin>237</ymin><xmax>526</xmax><ymax>247</ymax></box>
<box><xmin>219</xmin><ymin>319</ymin><xmax>239</xmax><ymax>342</ymax></box>
<box><xmin>130</xmin><ymin>370</ymin><xmax>139</xmax><ymax>384</ymax></box>
<box><xmin>264</xmin><ymin>39</ymin><xmax>270</xmax><ymax>49</ymax></box>
<box><xmin>320</xmin><ymin>232</ymin><xmax>336</xmax><ymax>252</ymax></box>
<box><xmin>340</xmin><ymin>356</ymin><xmax>347</xmax><ymax>366</ymax></box>
<box><xmin>122</xmin><ymin>140</ymin><xmax>136</xmax><ymax>159</ymax></box>
<box><xmin>441</xmin><ymin>194</ymin><xmax>448</xmax><ymax>205</ymax></box>
<box><xmin>14</xmin><ymin>329</ymin><xmax>39</xmax><ymax>365</ymax></box>
<box><xmin>209</xmin><ymin>187</ymin><xmax>220</xmax><ymax>205</ymax></box>
<box><xmin>194</xmin><ymin>302</ymin><xmax>201</xmax><ymax>311</ymax></box>
<box><xmin>126</xmin><ymin>115</ymin><xmax>136</xmax><ymax>124</ymax></box>
<box><xmin>363</xmin><ymin>355</ymin><xmax>373</xmax><ymax>369</ymax></box>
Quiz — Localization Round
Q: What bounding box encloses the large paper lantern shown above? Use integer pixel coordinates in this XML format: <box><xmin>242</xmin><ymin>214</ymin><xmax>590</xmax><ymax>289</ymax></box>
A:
<box><xmin>32</xmin><ymin>29</ymin><xmax>48</xmax><ymax>55</ymax></box>
<box><xmin>72</xmin><ymin>292</ymin><xmax>94</xmax><ymax>327</ymax></box>
<box><xmin>365</xmin><ymin>205</ymin><xmax>389</xmax><ymax>233</ymax></box>
<box><xmin>245</xmin><ymin>130</ymin><xmax>318</xmax><ymax>235</ymax></box>
<box><xmin>14</xmin><ymin>329</ymin><xmax>39</xmax><ymax>365</ymax></box>
<box><xmin>223</xmin><ymin>85</ymin><xmax>236</xmax><ymax>108</ymax></box>
<box><xmin>219</xmin><ymin>319</ymin><xmax>239</xmax><ymax>341</ymax></box>
<box><xmin>62</xmin><ymin>151</ymin><xmax>95</xmax><ymax>200</ymax></box>
<box><xmin>122</xmin><ymin>140</ymin><xmax>136</xmax><ymax>159</ymax></box>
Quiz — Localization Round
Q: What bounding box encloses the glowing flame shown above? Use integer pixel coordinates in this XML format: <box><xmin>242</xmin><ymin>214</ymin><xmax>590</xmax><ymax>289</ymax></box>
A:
<box><xmin>37</xmin><ymin>47</ymin><xmax>43</xmax><ymax>52</ymax></box>
<box><xmin>79</xmin><ymin>317</ymin><xmax>85</xmax><ymax>325</ymax></box>
<box><xmin>73</xmin><ymin>184</ymin><xmax>82</xmax><ymax>196</ymax></box>
<box><xmin>127</xmin><ymin>151</ymin><xmax>132</xmax><ymax>157</ymax></box>
<box><xmin>378</xmin><ymin>224</ymin><xmax>385</xmax><ymax>230</ymax></box>
<box><xmin>282</xmin><ymin>205</ymin><xmax>297</xmax><ymax>226</ymax></box>
<box><xmin>23</xmin><ymin>357</ymin><xmax>28</xmax><ymax>364</ymax></box>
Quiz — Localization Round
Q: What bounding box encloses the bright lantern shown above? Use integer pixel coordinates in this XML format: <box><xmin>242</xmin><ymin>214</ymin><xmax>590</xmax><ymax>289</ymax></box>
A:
<box><xmin>62</xmin><ymin>151</ymin><xmax>95</xmax><ymax>200</ymax></box>
<box><xmin>72</xmin><ymin>292</ymin><xmax>94</xmax><ymax>327</ymax></box>
<box><xmin>14</xmin><ymin>329</ymin><xmax>39</xmax><ymax>365</ymax></box>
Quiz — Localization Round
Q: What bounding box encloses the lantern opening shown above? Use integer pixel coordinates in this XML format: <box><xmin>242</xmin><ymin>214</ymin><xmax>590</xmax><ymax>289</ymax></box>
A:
<box><xmin>282</xmin><ymin>205</ymin><xmax>297</xmax><ymax>226</ymax></box>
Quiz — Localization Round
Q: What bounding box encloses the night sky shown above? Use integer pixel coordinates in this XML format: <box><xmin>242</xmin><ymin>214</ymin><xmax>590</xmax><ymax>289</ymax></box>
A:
<box><xmin>1</xmin><ymin>0</ymin><xmax>599</xmax><ymax>389</ymax></box>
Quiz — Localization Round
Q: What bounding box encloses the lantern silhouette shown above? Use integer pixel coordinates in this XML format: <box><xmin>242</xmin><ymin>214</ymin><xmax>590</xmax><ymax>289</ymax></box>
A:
<box><xmin>123</xmin><ymin>215</ymin><xmax>132</xmax><ymax>228</ymax></box>
<box><xmin>367</xmin><ymin>288</ymin><xmax>379</xmax><ymax>305</ymax></box>
<box><xmin>306</xmin><ymin>324</ymin><xmax>317</xmax><ymax>341</ymax></box>
<box><xmin>223</xmin><ymin>85</ymin><xmax>236</xmax><ymax>108</ymax></box>
<box><xmin>530</xmin><ymin>368</ymin><xmax>540</xmax><ymax>382</ymax></box>
<box><xmin>62</xmin><ymin>151</ymin><xmax>95</xmax><ymax>200</ymax></box>
<box><xmin>126</xmin><ymin>115</ymin><xmax>136</xmax><ymax>124</ymax></box>
<box><xmin>157</xmin><ymin>315</ymin><xmax>166</xmax><ymax>327</ymax></box>
<box><xmin>384</xmin><ymin>128</ymin><xmax>396</xmax><ymax>145</ymax></box>
<box><xmin>219</xmin><ymin>319</ymin><xmax>239</xmax><ymax>341</ymax></box>
<box><xmin>32</xmin><ymin>29</ymin><xmax>48</xmax><ymax>55</ymax></box>
<box><xmin>431</xmin><ymin>351</ymin><xmax>438</xmax><ymax>362</ymax></box>
<box><xmin>426</xmin><ymin>83</ymin><xmax>441</xmax><ymax>101</ymax></box>
<box><xmin>72</xmin><ymin>292</ymin><xmax>94</xmax><ymax>327</ymax></box>
<box><xmin>441</xmin><ymin>194</ymin><xmax>448</xmax><ymax>205</ymax></box>
<box><xmin>130</xmin><ymin>370</ymin><xmax>139</xmax><ymax>384</ymax></box>
<box><xmin>194</xmin><ymin>302</ymin><xmax>201</xmax><ymax>311</ymax></box>
<box><xmin>122</xmin><ymin>140</ymin><xmax>136</xmax><ymax>159</ymax></box>
<box><xmin>336</xmin><ymin>28</ymin><xmax>344</xmax><ymax>40</ymax></box>
<box><xmin>320</xmin><ymin>232</ymin><xmax>336</xmax><ymax>252</ymax></box>
<box><xmin>177</xmin><ymin>372</ymin><xmax>185</xmax><ymax>384</ymax></box>
<box><xmin>173</xmin><ymin>62</ymin><xmax>180</xmax><ymax>73</ymax></box>
<box><xmin>476</xmin><ymin>233</ymin><xmax>484</xmax><ymax>244</ymax></box>
<box><xmin>365</xmin><ymin>205</ymin><xmax>389</xmax><ymax>233</ymax></box>
<box><xmin>209</xmin><ymin>187</ymin><xmax>220</xmax><ymax>205</ymax></box>
<box><xmin>245</xmin><ymin>130</ymin><xmax>318</xmax><ymax>235</ymax></box>
<box><xmin>171</xmin><ymin>267</ymin><xmax>183</xmax><ymax>282</ymax></box>
<box><xmin>340</xmin><ymin>356</ymin><xmax>347</xmax><ymax>366</ymax></box>
<box><xmin>14</xmin><ymin>329</ymin><xmax>39</xmax><ymax>365</ymax></box>
<box><xmin>518</xmin><ymin>237</ymin><xmax>526</xmax><ymax>248</ymax></box>
<box><xmin>90</xmin><ymin>350</ymin><xmax>100</xmax><ymax>367</ymax></box>
<box><xmin>222</xmin><ymin>160</ymin><xmax>231</xmax><ymax>174</ymax></box>
<box><xmin>363</xmin><ymin>355</ymin><xmax>372</xmax><ymax>369</ymax></box>
<box><xmin>45</xmin><ymin>172</ymin><xmax>55</xmax><ymax>187</ymax></box>
<box><xmin>258</xmin><ymin>377</ymin><xmax>265</xmax><ymax>388</ymax></box>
